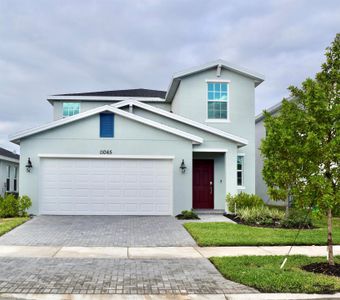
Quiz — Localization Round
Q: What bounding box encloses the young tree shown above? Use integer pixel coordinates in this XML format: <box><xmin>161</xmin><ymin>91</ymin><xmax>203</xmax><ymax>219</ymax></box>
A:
<box><xmin>261</xmin><ymin>34</ymin><xmax>339</xmax><ymax>265</ymax></box>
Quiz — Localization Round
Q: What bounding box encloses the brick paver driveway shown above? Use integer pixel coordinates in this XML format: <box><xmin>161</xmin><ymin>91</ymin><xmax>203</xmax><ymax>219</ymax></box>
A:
<box><xmin>0</xmin><ymin>215</ymin><xmax>196</xmax><ymax>247</ymax></box>
<box><xmin>0</xmin><ymin>216</ymin><xmax>258</xmax><ymax>295</ymax></box>
<box><xmin>0</xmin><ymin>257</ymin><xmax>257</xmax><ymax>294</ymax></box>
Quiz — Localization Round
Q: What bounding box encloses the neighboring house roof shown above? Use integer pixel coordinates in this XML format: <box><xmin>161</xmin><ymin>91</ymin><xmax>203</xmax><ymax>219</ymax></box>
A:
<box><xmin>113</xmin><ymin>100</ymin><xmax>248</xmax><ymax>146</ymax></box>
<box><xmin>166</xmin><ymin>59</ymin><xmax>265</xmax><ymax>102</ymax></box>
<box><xmin>0</xmin><ymin>147</ymin><xmax>19</xmax><ymax>163</ymax></box>
<box><xmin>54</xmin><ymin>88</ymin><xmax>166</xmax><ymax>98</ymax></box>
<box><xmin>47</xmin><ymin>89</ymin><xmax>166</xmax><ymax>103</ymax></box>
<box><xmin>9</xmin><ymin>105</ymin><xmax>203</xmax><ymax>145</ymax></box>
<box><xmin>255</xmin><ymin>101</ymin><xmax>284</xmax><ymax>123</ymax></box>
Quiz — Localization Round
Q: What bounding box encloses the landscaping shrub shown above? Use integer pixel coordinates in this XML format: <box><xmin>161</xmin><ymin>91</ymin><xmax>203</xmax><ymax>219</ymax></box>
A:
<box><xmin>281</xmin><ymin>209</ymin><xmax>313</xmax><ymax>229</ymax></box>
<box><xmin>0</xmin><ymin>194</ymin><xmax>32</xmax><ymax>218</ymax></box>
<box><xmin>237</xmin><ymin>206</ymin><xmax>285</xmax><ymax>226</ymax></box>
<box><xmin>0</xmin><ymin>194</ymin><xmax>19</xmax><ymax>218</ymax></box>
<box><xmin>227</xmin><ymin>192</ymin><xmax>264</xmax><ymax>213</ymax></box>
<box><xmin>18</xmin><ymin>196</ymin><xmax>32</xmax><ymax>217</ymax></box>
<box><xmin>176</xmin><ymin>210</ymin><xmax>200</xmax><ymax>220</ymax></box>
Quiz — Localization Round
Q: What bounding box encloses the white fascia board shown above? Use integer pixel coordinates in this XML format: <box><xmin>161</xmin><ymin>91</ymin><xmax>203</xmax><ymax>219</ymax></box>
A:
<box><xmin>10</xmin><ymin>105</ymin><xmax>203</xmax><ymax>144</ymax></box>
<box><xmin>166</xmin><ymin>59</ymin><xmax>265</xmax><ymax>102</ymax></box>
<box><xmin>173</xmin><ymin>59</ymin><xmax>265</xmax><ymax>83</ymax></box>
<box><xmin>0</xmin><ymin>155</ymin><xmax>19</xmax><ymax>164</ymax></box>
<box><xmin>113</xmin><ymin>100</ymin><xmax>248</xmax><ymax>146</ymax></box>
<box><xmin>38</xmin><ymin>154</ymin><xmax>175</xmax><ymax>160</ymax></box>
<box><xmin>47</xmin><ymin>96</ymin><xmax>165</xmax><ymax>102</ymax></box>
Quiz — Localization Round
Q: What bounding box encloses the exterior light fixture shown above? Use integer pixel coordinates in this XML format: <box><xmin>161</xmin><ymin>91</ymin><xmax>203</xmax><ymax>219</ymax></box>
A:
<box><xmin>180</xmin><ymin>159</ymin><xmax>187</xmax><ymax>173</ymax></box>
<box><xmin>26</xmin><ymin>158</ymin><xmax>33</xmax><ymax>173</ymax></box>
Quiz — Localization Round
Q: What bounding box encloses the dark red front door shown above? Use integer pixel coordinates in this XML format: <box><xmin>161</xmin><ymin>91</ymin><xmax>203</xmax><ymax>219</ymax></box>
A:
<box><xmin>193</xmin><ymin>159</ymin><xmax>214</xmax><ymax>209</ymax></box>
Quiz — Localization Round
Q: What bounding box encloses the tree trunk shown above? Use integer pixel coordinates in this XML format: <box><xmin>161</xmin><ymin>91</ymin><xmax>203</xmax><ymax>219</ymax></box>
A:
<box><xmin>327</xmin><ymin>208</ymin><xmax>334</xmax><ymax>266</ymax></box>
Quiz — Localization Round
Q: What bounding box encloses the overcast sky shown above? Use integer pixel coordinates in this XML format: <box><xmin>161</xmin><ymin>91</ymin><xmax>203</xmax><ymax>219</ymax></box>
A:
<box><xmin>0</xmin><ymin>0</ymin><xmax>339</xmax><ymax>152</ymax></box>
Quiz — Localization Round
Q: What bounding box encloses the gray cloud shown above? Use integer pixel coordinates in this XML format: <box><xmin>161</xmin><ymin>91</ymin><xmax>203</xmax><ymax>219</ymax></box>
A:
<box><xmin>0</xmin><ymin>0</ymin><xmax>339</xmax><ymax>152</ymax></box>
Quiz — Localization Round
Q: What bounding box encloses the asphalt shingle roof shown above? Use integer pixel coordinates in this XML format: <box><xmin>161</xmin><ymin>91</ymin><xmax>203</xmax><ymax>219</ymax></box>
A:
<box><xmin>55</xmin><ymin>88</ymin><xmax>166</xmax><ymax>99</ymax></box>
<box><xmin>0</xmin><ymin>147</ymin><xmax>19</xmax><ymax>160</ymax></box>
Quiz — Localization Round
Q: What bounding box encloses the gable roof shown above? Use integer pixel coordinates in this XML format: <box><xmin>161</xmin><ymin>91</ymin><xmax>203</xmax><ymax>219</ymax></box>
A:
<box><xmin>47</xmin><ymin>89</ymin><xmax>166</xmax><ymax>104</ymax></box>
<box><xmin>9</xmin><ymin>105</ymin><xmax>203</xmax><ymax>145</ymax></box>
<box><xmin>113</xmin><ymin>100</ymin><xmax>248</xmax><ymax>146</ymax></box>
<box><xmin>166</xmin><ymin>59</ymin><xmax>265</xmax><ymax>102</ymax></box>
<box><xmin>0</xmin><ymin>147</ymin><xmax>19</xmax><ymax>162</ymax></box>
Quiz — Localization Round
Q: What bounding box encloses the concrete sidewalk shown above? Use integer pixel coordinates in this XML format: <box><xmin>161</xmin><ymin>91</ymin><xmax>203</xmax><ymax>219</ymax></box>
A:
<box><xmin>0</xmin><ymin>245</ymin><xmax>339</xmax><ymax>258</ymax></box>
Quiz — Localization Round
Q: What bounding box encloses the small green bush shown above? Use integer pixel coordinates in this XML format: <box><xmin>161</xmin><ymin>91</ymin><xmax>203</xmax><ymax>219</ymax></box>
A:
<box><xmin>237</xmin><ymin>206</ymin><xmax>285</xmax><ymax>226</ymax></box>
<box><xmin>0</xmin><ymin>194</ymin><xmax>32</xmax><ymax>218</ymax></box>
<box><xmin>176</xmin><ymin>210</ymin><xmax>200</xmax><ymax>220</ymax></box>
<box><xmin>282</xmin><ymin>209</ymin><xmax>313</xmax><ymax>229</ymax></box>
<box><xmin>18</xmin><ymin>196</ymin><xmax>32</xmax><ymax>217</ymax></box>
<box><xmin>227</xmin><ymin>192</ymin><xmax>264</xmax><ymax>213</ymax></box>
<box><xmin>0</xmin><ymin>194</ymin><xmax>19</xmax><ymax>218</ymax></box>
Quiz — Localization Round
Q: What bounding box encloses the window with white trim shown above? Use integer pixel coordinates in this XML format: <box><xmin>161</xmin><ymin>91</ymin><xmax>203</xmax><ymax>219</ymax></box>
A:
<box><xmin>14</xmin><ymin>167</ymin><xmax>18</xmax><ymax>192</ymax></box>
<box><xmin>207</xmin><ymin>82</ymin><xmax>228</xmax><ymax>119</ymax></box>
<box><xmin>63</xmin><ymin>102</ymin><xmax>80</xmax><ymax>117</ymax></box>
<box><xmin>237</xmin><ymin>155</ymin><xmax>244</xmax><ymax>187</ymax></box>
<box><xmin>6</xmin><ymin>166</ymin><xmax>10</xmax><ymax>191</ymax></box>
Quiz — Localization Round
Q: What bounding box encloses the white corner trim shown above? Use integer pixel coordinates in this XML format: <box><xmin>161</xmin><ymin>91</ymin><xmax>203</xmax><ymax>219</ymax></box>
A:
<box><xmin>112</xmin><ymin>100</ymin><xmax>248</xmax><ymax>146</ymax></box>
<box><xmin>193</xmin><ymin>148</ymin><xmax>228</xmax><ymax>153</ymax></box>
<box><xmin>47</xmin><ymin>96</ymin><xmax>166</xmax><ymax>102</ymax></box>
<box><xmin>38</xmin><ymin>154</ymin><xmax>175</xmax><ymax>160</ymax></box>
<box><xmin>10</xmin><ymin>105</ymin><xmax>203</xmax><ymax>144</ymax></box>
<box><xmin>0</xmin><ymin>155</ymin><xmax>19</xmax><ymax>164</ymax></box>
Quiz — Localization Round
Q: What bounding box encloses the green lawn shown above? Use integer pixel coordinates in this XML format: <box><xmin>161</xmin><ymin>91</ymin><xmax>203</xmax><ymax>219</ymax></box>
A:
<box><xmin>0</xmin><ymin>217</ymin><xmax>29</xmax><ymax>237</ymax></box>
<box><xmin>184</xmin><ymin>217</ymin><xmax>340</xmax><ymax>246</ymax></box>
<box><xmin>210</xmin><ymin>255</ymin><xmax>340</xmax><ymax>293</ymax></box>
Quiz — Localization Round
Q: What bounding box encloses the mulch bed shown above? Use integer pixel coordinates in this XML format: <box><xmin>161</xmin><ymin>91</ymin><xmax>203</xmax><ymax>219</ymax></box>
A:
<box><xmin>224</xmin><ymin>213</ymin><xmax>314</xmax><ymax>229</ymax></box>
<box><xmin>224</xmin><ymin>213</ymin><xmax>281</xmax><ymax>228</ymax></box>
<box><xmin>302</xmin><ymin>263</ymin><xmax>340</xmax><ymax>277</ymax></box>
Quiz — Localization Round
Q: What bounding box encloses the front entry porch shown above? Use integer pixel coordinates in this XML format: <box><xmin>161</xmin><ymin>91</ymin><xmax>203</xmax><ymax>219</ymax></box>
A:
<box><xmin>192</xmin><ymin>151</ymin><xmax>227</xmax><ymax>212</ymax></box>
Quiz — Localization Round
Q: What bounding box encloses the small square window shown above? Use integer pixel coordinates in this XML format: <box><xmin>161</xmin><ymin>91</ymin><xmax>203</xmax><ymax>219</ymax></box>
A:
<box><xmin>63</xmin><ymin>103</ymin><xmax>80</xmax><ymax>117</ymax></box>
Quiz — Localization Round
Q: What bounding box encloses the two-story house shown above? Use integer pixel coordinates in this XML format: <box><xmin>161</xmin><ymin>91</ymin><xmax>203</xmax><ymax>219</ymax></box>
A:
<box><xmin>0</xmin><ymin>147</ymin><xmax>19</xmax><ymax>197</ymax></box>
<box><xmin>10</xmin><ymin>60</ymin><xmax>264</xmax><ymax>215</ymax></box>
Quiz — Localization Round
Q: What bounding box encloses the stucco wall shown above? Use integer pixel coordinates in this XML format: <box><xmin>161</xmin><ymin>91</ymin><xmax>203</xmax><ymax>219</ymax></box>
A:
<box><xmin>19</xmin><ymin>114</ymin><xmax>193</xmax><ymax>215</ymax></box>
<box><xmin>170</xmin><ymin>68</ymin><xmax>256</xmax><ymax>195</ymax></box>
<box><xmin>255</xmin><ymin>119</ymin><xmax>268</xmax><ymax>202</ymax></box>
<box><xmin>133</xmin><ymin>107</ymin><xmax>239</xmax><ymax>206</ymax></box>
<box><xmin>53</xmin><ymin>101</ymin><xmax>171</xmax><ymax>120</ymax></box>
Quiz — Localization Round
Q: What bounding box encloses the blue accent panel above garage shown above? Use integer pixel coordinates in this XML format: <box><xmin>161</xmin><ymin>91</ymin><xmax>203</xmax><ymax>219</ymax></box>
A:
<box><xmin>100</xmin><ymin>113</ymin><xmax>114</xmax><ymax>137</ymax></box>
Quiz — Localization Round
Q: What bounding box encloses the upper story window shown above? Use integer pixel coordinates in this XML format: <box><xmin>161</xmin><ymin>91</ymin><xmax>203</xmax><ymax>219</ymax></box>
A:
<box><xmin>100</xmin><ymin>113</ymin><xmax>114</xmax><ymax>138</ymax></box>
<box><xmin>207</xmin><ymin>82</ymin><xmax>229</xmax><ymax>120</ymax></box>
<box><xmin>63</xmin><ymin>102</ymin><xmax>80</xmax><ymax>117</ymax></box>
<box><xmin>237</xmin><ymin>155</ymin><xmax>244</xmax><ymax>187</ymax></box>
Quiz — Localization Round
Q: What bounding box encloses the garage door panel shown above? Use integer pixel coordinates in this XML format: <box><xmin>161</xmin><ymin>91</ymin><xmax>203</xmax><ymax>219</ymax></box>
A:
<box><xmin>39</xmin><ymin>158</ymin><xmax>172</xmax><ymax>215</ymax></box>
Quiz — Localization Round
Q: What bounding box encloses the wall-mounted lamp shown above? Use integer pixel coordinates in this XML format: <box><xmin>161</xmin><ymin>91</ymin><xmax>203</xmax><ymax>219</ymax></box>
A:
<box><xmin>179</xmin><ymin>159</ymin><xmax>187</xmax><ymax>173</ymax></box>
<box><xmin>25</xmin><ymin>158</ymin><xmax>33</xmax><ymax>173</ymax></box>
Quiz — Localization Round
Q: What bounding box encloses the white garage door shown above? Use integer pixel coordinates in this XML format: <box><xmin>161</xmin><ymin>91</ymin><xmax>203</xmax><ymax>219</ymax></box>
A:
<box><xmin>39</xmin><ymin>158</ymin><xmax>173</xmax><ymax>215</ymax></box>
